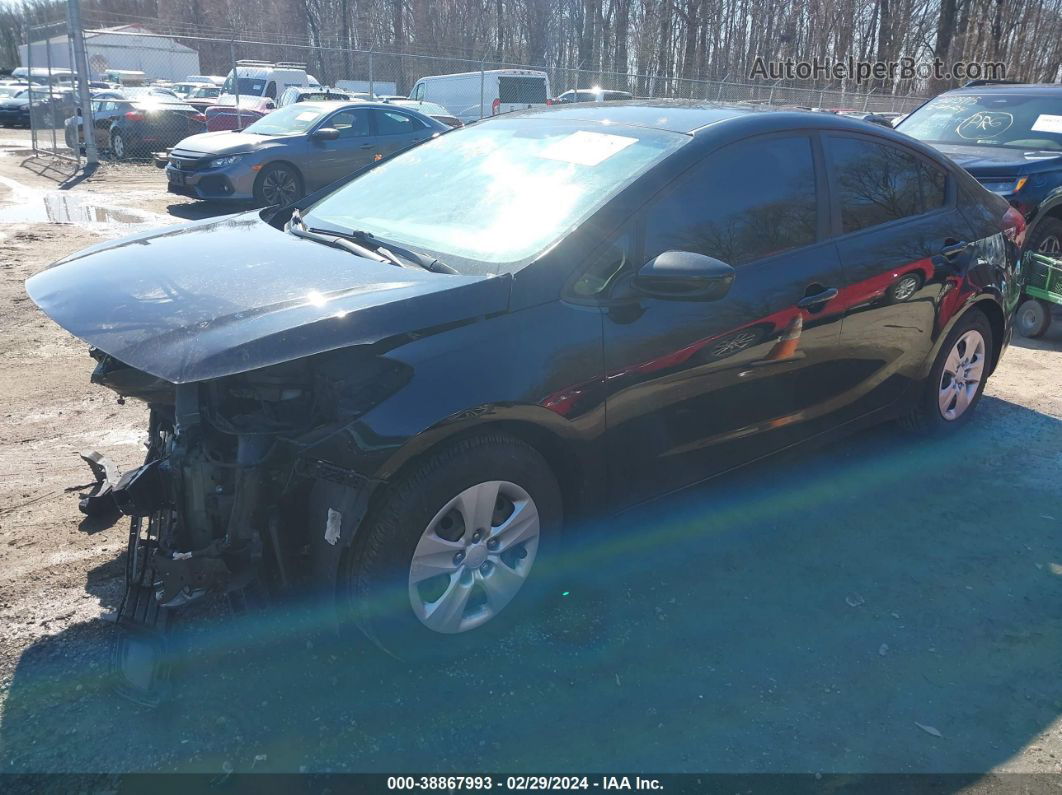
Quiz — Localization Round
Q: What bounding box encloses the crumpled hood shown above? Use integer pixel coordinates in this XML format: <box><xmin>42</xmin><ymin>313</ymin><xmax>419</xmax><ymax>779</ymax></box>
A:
<box><xmin>931</xmin><ymin>143</ymin><xmax>1062</xmax><ymax>174</ymax></box>
<box><xmin>25</xmin><ymin>212</ymin><xmax>511</xmax><ymax>384</ymax></box>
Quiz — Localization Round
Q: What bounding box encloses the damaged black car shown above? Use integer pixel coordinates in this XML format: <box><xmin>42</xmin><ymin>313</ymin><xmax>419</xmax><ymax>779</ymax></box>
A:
<box><xmin>27</xmin><ymin>103</ymin><xmax>1021</xmax><ymax>689</ymax></box>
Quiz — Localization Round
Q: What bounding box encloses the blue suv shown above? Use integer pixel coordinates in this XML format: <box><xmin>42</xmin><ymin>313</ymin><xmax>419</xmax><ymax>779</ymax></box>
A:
<box><xmin>898</xmin><ymin>82</ymin><xmax>1062</xmax><ymax>253</ymax></box>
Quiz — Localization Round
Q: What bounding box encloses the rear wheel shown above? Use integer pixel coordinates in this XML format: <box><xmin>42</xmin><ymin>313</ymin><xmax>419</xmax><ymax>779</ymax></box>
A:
<box><xmin>340</xmin><ymin>432</ymin><xmax>561</xmax><ymax>658</ymax></box>
<box><xmin>1028</xmin><ymin>216</ymin><xmax>1062</xmax><ymax>255</ymax></box>
<box><xmin>898</xmin><ymin>309</ymin><xmax>993</xmax><ymax>435</ymax></box>
<box><xmin>110</xmin><ymin>130</ymin><xmax>128</xmax><ymax>159</ymax></box>
<box><xmin>253</xmin><ymin>162</ymin><xmax>303</xmax><ymax>206</ymax></box>
<box><xmin>1016</xmin><ymin>297</ymin><xmax>1052</xmax><ymax>338</ymax></box>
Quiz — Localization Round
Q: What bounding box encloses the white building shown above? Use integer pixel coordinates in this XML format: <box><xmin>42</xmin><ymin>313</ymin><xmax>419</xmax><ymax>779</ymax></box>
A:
<box><xmin>19</xmin><ymin>24</ymin><xmax>201</xmax><ymax>83</ymax></box>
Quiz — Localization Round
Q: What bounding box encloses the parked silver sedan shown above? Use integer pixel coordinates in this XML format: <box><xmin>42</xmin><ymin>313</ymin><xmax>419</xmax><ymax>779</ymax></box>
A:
<box><xmin>164</xmin><ymin>100</ymin><xmax>448</xmax><ymax>205</ymax></box>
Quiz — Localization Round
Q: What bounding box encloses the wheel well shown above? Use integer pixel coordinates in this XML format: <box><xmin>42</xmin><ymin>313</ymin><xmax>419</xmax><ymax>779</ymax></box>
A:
<box><xmin>383</xmin><ymin>421</ymin><xmax>589</xmax><ymax>522</ymax></box>
<box><xmin>253</xmin><ymin>160</ymin><xmax>304</xmax><ymax>192</ymax></box>
<box><xmin>971</xmin><ymin>300</ymin><xmax>1005</xmax><ymax>374</ymax></box>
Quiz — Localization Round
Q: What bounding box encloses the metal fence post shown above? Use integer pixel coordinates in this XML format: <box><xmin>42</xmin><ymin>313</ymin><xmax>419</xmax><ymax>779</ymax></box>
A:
<box><xmin>230</xmin><ymin>37</ymin><xmax>242</xmax><ymax>129</ymax></box>
<box><xmin>68</xmin><ymin>0</ymin><xmax>97</xmax><ymax>166</ymax></box>
<box><xmin>44</xmin><ymin>25</ymin><xmax>57</xmax><ymax>153</ymax></box>
<box><xmin>368</xmin><ymin>47</ymin><xmax>374</xmax><ymax>98</ymax></box>
<box><xmin>479</xmin><ymin>55</ymin><xmax>486</xmax><ymax>120</ymax></box>
<box><xmin>26</xmin><ymin>16</ymin><xmax>35</xmax><ymax>155</ymax></box>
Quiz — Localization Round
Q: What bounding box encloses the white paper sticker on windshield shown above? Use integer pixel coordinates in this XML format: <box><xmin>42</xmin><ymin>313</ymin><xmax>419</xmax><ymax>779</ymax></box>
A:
<box><xmin>296</xmin><ymin>111</ymin><xmax>318</xmax><ymax>121</ymax></box>
<box><xmin>538</xmin><ymin>131</ymin><xmax>637</xmax><ymax>166</ymax></box>
<box><xmin>1032</xmin><ymin>114</ymin><xmax>1062</xmax><ymax>134</ymax></box>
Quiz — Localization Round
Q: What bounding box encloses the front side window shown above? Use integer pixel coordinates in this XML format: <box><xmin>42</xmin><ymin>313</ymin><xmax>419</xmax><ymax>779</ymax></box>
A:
<box><xmin>827</xmin><ymin>136</ymin><xmax>940</xmax><ymax>233</ymax></box>
<box><xmin>644</xmin><ymin>135</ymin><xmax>819</xmax><ymax>266</ymax></box>
<box><xmin>304</xmin><ymin>120</ymin><xmax>687</xmax><ymax>271</ymax></box>
<box><xmin>327</xmin><ymin>108</ymin><xmax>370</xmax><ymax>137</ymax></box>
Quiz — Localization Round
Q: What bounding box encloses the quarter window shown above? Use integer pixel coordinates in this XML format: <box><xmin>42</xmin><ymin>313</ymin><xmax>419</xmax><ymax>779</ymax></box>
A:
<box><xmin>827</xmin><ymin>136</ymin><xmax>946</xmax><ymax>233</ymax></box>
<box><xmin>644</xmin><ymin>135</ymin><xmax>819</xmax><ymax>266</ymax></box>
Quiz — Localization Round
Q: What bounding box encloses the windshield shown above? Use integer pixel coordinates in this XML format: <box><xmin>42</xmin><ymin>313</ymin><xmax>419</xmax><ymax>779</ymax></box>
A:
<box><xmin>303</xmin><ymin>119</ymin><xmax>686</xmax><ymax>272</ymax></box>
<box><xmin>900</xmin><ymin>93</ymin><xmax>1062</xmax><ymax>151</ymax></box>
<box><xmin>222</xmin><ymin>75</ymin><xmax>267</xmax><ymax>96</ymax></box>
<box><xmin>243</xmin><ymin>103</ymin><xmax>327</xmax><ymax>135</ymax></box>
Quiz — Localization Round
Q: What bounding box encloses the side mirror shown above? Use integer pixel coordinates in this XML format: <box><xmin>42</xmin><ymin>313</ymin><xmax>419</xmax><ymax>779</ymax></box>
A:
<box><xmin>632</xmin><ymin>250</ymin><xmax>735</xmax><ymax>301</ymax></box>
<box><xmin>311</xmin><ymin>127</ymin><xmax>340</xmax><ymax>141</ymax></box>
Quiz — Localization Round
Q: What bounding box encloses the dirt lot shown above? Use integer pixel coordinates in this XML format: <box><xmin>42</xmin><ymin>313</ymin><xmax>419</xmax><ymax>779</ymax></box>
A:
<box><xmin>1</xmin><ymin>129</ymin><xmax>1061</xmax><ymax>776</ymax></box>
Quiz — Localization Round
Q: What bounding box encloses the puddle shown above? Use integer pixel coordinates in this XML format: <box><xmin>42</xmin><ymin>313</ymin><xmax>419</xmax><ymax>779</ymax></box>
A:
<box><xmin>0</xmin><ymin>174</ymin><xmax>171</xmax><ymax>229</ymax></box>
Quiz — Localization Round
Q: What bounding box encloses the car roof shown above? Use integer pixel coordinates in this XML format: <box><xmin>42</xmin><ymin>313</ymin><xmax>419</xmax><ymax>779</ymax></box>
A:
<box><xmin>294</xmin><ymin>99</ymin><xmax>428</xmax><ymax>112</ymax></box>
<box><xmin>513</xmin><ymin>99</ymin><xmax>906</xmax><ymax>135</ymax></box>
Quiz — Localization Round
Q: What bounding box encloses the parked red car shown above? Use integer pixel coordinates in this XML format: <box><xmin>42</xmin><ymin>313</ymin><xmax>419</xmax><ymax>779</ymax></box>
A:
<box><xmin>204</xmin><ymin>96</ymin><xmax>275</xmax><ymax>131</ymax></box>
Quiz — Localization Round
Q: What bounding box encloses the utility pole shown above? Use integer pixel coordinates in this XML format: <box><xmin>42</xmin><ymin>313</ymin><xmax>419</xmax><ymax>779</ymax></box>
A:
<box><xmin>67</xmin><ymin>0</ymin><xmax>98</xmax><ymax>166</ymax></box>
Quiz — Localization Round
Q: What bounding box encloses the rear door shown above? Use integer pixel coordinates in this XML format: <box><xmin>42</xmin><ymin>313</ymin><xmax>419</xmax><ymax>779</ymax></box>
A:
<box><xmin>303</xmin><ymin>106</ymin><xmax>373</xmax><ymax>189</ymax></box>
<box><xmin>371</xmin><ymin>108</ymin><xmax>432</xmax><ymax>159</ymax></box>
<box><xmin>498</xmin><ymin>75</ymin><xmax>548</xmax><ymax>114</ymax></box>
<box><xmin>824</xmin><ymin>132</ymin><xmax>973</xmax><ymax>420</ymax></box>
<box><xmin>599</xmin><ymin>133</ymin><xmax>850</xmax><ymax>507</ymax></box>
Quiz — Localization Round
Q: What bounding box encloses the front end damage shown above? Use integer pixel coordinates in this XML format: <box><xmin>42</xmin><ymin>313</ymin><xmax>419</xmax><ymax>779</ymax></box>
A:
<box><xmin>86</xmin><ymin>349</ymin><xmax>403</xmax><ymax>703</ymax></box>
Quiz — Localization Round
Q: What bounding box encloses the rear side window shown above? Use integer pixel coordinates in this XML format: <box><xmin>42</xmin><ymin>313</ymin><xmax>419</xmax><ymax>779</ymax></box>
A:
<box><xmin>921</xmin><ymin>160</ymin><xmax>948</xmax><ymax>209</ymax></box>
<box><xmin>827</xmin><ymin>136</ymin><xmax>946</xmax><ymax>233</ymax></box>
<box><xmin>374</xmin><ymin>110</ymin><xmax>424</xmax><ymax>135</ymax></box>
<box><xmin>644</xmin><ymin>135</ymin><xmax>819</xmax><ymax>266</ymax></box>
<box><xmin>499</xmin><ymin>76</ymin><xmax>547</xmax><ymax>104</ymax></box>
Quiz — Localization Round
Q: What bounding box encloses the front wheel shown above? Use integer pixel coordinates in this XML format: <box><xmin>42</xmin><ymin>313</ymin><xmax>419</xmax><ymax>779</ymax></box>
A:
<box><xmin>1016</xmin><ymin>297</ymin><xmax>1052</xmax><ymax>338</ymax></box>
<box><xmin>253</xmin><ymin>162</ymin><xmax>303</xmax><ymax>206</ymax></box>
<box><xmin>340</xmin><ymin>432</ymin><xmax>562</xmax><ymax>658</ymax></box>
<box><xmin>898</xmin><ymin>309</ymin><xmax>994</xmax><ymax>435</ymax></box>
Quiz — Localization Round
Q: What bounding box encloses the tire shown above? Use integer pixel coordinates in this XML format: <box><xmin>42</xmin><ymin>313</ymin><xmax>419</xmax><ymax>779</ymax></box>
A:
<box><xmin>1016</xmin><ymin>297</ymin><xmax>1052</xmax><ymax>338</ymax></box>
<box><xmin>110</xmin><ymin>130</ymin><xmax>127</xmax><ymax>160</ymax></box>
<box><xmin>253</xmin><ymin>162</ymin><xmax>303</xmax><ymax>207</ymax></box>
<box><xmin>1027</xmin><ymin>216</ymin><xmax>1062</xmax><ymax>256</ymax></box>
<box><xmin>898</xmin><ymin>309</ymin><xmax>994</xmax><ymax>435</ymax></box>
<box><xmin>341</xmin><ymin>432</ymin><xmax>562</xmax><ymax>659</ymax></box>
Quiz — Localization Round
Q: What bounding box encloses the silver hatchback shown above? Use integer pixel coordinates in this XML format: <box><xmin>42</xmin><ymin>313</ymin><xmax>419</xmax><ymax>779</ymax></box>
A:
<box><xmin>164</xmin><ymin>100</ymin><xmax>448</xmax><ymax>205</ymax></box>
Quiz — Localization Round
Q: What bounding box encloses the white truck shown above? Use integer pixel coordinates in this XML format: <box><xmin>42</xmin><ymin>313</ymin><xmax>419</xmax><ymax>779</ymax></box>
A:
<box><xmin>218</xmin><ymin>61</ymin><xmax>317</xmax><ymax>105</ymax></box>
<box><xmin>409</xmin><ymin>69</ymin><xmax>550</xmax><ymax>124</ymax></box>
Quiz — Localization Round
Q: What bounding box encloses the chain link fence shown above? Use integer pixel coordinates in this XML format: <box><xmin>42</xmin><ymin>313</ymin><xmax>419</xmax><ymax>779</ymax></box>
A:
<box><xmin>20</xmin><ymin>10</ymin><xmax>930</xmax><ymax>169</ymax></box>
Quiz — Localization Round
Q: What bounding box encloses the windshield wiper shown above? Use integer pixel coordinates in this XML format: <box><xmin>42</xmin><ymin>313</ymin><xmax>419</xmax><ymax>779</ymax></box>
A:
<box><xmin>308</xmin><ymin>226</ymin><xmax>459</xmax><ymax>275</ymax></box>
<box><xmin>287</xmin><ymin>211</ymin><xmax>389</xmax><ymax>262</ymax></box>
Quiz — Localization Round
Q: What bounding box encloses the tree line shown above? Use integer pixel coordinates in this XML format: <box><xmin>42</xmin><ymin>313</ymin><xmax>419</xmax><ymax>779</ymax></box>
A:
<box><xmin>3</xmin><ymin>0</ymin><xmax>1062</xmax><ymax>97</ymax></box>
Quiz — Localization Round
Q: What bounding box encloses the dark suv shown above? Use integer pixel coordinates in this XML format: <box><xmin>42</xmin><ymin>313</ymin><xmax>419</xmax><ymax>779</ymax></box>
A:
<box><xmin>898</xmin><ymin>82</ymin><xmax>1062</xmax><ymax>252</ymax></box>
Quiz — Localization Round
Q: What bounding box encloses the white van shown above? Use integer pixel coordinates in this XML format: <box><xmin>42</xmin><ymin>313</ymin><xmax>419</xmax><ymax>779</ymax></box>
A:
<box><xmin>409</xmin><ymin>69</ymin><xmax>550</xmax><ymax>124</ymax></box>
<box><xmin>218</xmin><ymin>61</ymin><xmax>314</xmax><ymax>105</ymax></box>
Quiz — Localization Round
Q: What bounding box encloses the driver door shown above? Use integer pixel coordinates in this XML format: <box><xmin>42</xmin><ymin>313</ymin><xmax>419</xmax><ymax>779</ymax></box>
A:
<box><xmin>600</xmin><ymin>133</ymin><xmax>850</xmax><ymax>507</ymax></box>
<box><xmin>304</xmin><ymin>107</ymin><xmax>373</xmax><ymax>190</ymax></box>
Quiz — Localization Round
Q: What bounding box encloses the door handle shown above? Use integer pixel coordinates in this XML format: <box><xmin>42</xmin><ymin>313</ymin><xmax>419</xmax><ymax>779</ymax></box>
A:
<box><xmin>797</xmin><ymin>287</ymin><xmax>838</xmax><ymax>309</ymax></box>
<box><xmin>940</xmin><ymin>240</ymin><xmax>969</xmax><ymax>259</ymax></box>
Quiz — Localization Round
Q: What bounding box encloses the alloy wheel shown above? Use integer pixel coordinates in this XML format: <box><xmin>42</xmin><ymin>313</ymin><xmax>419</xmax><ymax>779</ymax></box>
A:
<box><xmin>408</xmin><ymin>480</ymin><xmax>540</xmax><ymax>634</ymax></box>
<box><xmin>111</xmin><ymin>133</ymin><xmax>125</xmax><ymax>159</ymax></box>
<box><xmin>938</xmin><ymin>329</ymin><xmax>986</xmax><ymax>421</ymax></box>
<box><xmin>892</xmin><ymin>274</ymin><xmax>920</xmax><ymax>302</ymax></box>
<box><xmin>261</xmin><ymin>168</ymin><xmax>299</xmax><ymax>205</ymax></box>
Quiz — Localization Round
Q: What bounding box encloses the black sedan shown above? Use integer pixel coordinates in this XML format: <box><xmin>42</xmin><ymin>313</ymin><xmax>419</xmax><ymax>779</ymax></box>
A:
<box><xmin>99</xmin><ymin>94</ymin><xmax>206</xmax><ymax>159</ymax></box>
<box><xmin>26</xmin><ymin>102</ymin><xmax>1021</xmax><ymax>681</ymax></box>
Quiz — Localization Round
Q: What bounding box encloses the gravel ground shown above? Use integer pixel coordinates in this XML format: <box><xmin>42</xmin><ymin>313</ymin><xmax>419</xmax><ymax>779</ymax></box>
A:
<box><xmin>0</xmin><ymin>130</ymin><xmax>1060</xmax><ymax>776</ymax></box>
